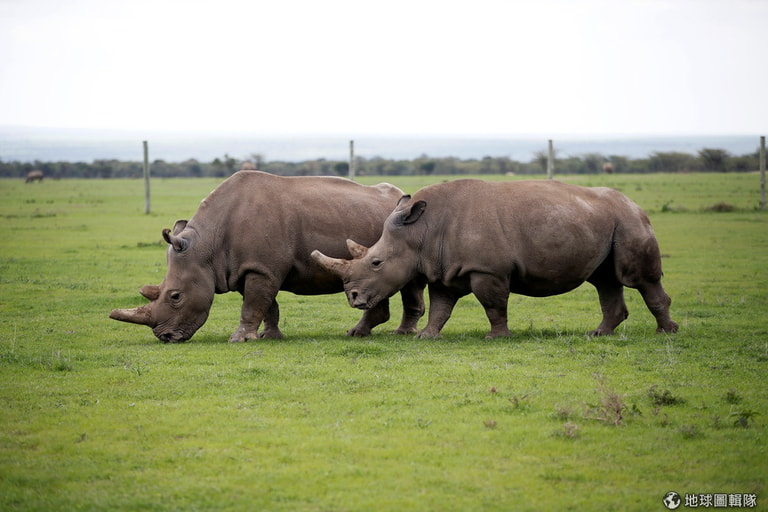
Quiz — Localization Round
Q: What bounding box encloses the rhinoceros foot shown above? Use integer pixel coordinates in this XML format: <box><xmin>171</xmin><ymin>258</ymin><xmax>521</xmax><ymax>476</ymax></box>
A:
<box><xmin>588</xmin><ymin>327</ymin><xmax>615</xmax><ymax>336</ymax></box>
<box><xmin>229</xmin><ymin>326</ymin><xmax>260</xmax><ymax>343</ymax></box>
<box><xmin>259</xmin><ymin>327</ymin><xmax>285</xmax><ymax>340</ymax></box>
<box><xmin>656</xmin><ymin>321</ymin><xmax>679</xmax><ymax>334</ymax></box>
<box><xmin>346</xmin><ymin>325</ymin><xmax>373</xmax><ymax>337</ymax></box>
<box><xmin>394</xmin><ymin>326</ymin><xmax>419</xmax><ymax>335</ymax></box>
<box><xmin>415</xmin><ymin>327</ymin><xmax>441</xmax><ymax>339</ymax></box>
<box><xmin>484</xmin><ymin>327</ymin><xmax>513</xmax><ymax>339</ymax></box>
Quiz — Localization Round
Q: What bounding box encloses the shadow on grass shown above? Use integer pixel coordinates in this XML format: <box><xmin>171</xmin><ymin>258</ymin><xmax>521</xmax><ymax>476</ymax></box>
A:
<box><xmin>132</xmin><ymin>323</ymin><xmax>667</xmax><ymax>347</ymax></box>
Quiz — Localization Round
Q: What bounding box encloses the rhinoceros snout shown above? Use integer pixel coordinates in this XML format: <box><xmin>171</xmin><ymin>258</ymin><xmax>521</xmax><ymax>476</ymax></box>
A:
<box><xmin>348</xmin><ymin>290</ymin><xmax>369</xmax><ymax>310</ymax></box>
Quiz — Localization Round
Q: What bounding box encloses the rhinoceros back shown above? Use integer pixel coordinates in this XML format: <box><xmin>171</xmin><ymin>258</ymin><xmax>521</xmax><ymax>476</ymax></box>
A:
<box><xmin>187</xmin><ymin>171</ymin><xmax>404</xmax><ymax>294</ymax></box>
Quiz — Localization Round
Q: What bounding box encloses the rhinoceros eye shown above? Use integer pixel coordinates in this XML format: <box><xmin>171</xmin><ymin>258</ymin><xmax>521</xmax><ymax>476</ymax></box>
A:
<box><xmin>371</xmin><ymin>259</ymin><xmax>383</xmax><ymax>269</ymax></box>
<box><xmin>170</xmin><ymin>291</ymin><xmax>181</xmax><ymax>302</ymax></box>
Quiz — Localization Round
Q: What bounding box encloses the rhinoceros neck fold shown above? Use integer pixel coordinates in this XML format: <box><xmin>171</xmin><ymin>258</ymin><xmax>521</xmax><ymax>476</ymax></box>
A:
<box><xmin>172</xmin><ymin>219</ymin><xmax>227</xmax><ymax>294</ymax></box>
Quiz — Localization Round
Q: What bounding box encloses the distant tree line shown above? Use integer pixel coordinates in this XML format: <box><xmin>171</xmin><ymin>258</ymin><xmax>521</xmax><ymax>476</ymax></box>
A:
<box><xmin>0</xmin><ymin>147</ymin><xmax>762</xmax><ymax>179</ymax></box>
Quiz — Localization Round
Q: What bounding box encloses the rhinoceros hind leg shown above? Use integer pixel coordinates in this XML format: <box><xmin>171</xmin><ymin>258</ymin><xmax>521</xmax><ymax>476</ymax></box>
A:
<box><xmin>471</xmin><ymin>273</ymin><xmax>513</xmax><ymax>338</ymax></box>
<box><xmin>347</xmin><ymin>299</ymin><xmax>390</xmax><ymax>337</ymax></box>
<box><xmin>589</xmin><ymin>282</ymin><xmax>629</xmax><ymax>336</ymax></box>
<box><xmin>638</xmin><ymin>282</ymin><xmax>679</xmax><ymax>334</ymax></box>
<box><xmin>610</xmin><ymin>228</ymin><xmax>678</xmax><ymax>334</ymax></box>
<box><xmin>259</xmin><ymin>299</ymin><xmax>285</xmax><ymax>339</ymax></box>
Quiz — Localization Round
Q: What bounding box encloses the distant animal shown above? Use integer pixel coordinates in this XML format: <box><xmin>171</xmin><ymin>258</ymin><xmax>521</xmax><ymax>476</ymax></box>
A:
<box><xmin>312</xmin><ymin>179</ymin><xmax>678</xmax><ymax>339</ymax></box>
<box><xmin>25</xmin><ymin>170</ymin><xmax>44</xmax><ymax>183</ymax></box>
<box><xmin>602</xmin><ymin>162</ymin><xmax>615</xmax><ymax>174</ymax></box>
<box><xmin>110</xmin><ymin>171</ymin><xmax>425</xmax><ymax>342</ymax></box>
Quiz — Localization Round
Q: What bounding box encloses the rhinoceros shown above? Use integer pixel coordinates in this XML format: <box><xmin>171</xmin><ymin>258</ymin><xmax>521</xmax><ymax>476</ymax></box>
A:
<box><xmin>312</xmin><ymin>179</ymin><xmax>678</xmax><ymax>339</ymax></box>
<box><xmin>110</xmin><ymin>171</ymin><xmax>425</xmax><ymax>342</ymax></box>
<box><xmin>25</xmin><ymin>170</ymin><xmax>44</xmax><ymax>183</ymax></box>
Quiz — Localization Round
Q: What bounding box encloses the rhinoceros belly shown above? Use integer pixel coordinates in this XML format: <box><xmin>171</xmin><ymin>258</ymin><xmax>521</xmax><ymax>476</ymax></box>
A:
<box><xmin>280</xmin><ymin>267</ymin><xmax>345</xmax><ymax>295</ymax></box>
<box><xmin>509</xmin><ymin>274</ymin><xmax>588</xmax><ymax>297</ymax></box>
<box><xmin>508</xmin><ymin>245</ymin><xmax>610</xmax><ymax>297</ymax></box>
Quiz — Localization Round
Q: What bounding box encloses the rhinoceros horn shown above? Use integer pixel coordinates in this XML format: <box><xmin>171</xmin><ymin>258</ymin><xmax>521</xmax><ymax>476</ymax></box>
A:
<box><xmin>310</xmin><ymin>249</ymin><xmax>349</xmax><ymax>277</ymax></box>
<box><xmin>109</xmin><ymin>304</ymin><xmax>153</xmax><ymax>326</ymax></box>
<box><xmin>109</xmin><ymin>285</ymin><xmax>159</xmax><ymax>325</ymax></box>
<box><xmin>346</xmin><ymin>239</ymin><xmax>369</xmax><ymax>259</ymax></box>
<box><xmin>139</xmin><ymin>284</ymin><xmax>160</xmax><ymax>301</ymax></box>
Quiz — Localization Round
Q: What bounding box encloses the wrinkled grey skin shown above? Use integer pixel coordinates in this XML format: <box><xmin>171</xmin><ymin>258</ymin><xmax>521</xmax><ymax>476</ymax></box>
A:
<box><xmin>312</xmin><ymin>179</ymin><xmax>678</xmax><ymax>339</ymax></box>
<box><xmin>110</xmin><ymin>171</ymin><xmax>425</xmax><ymax>342</ymax></box>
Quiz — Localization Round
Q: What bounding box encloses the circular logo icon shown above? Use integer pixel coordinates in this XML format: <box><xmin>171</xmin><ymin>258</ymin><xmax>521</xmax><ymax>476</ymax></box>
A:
<box><xmin>663</xmin><ymin>491</ymin><xmax>682</xmax><ymax>510</ymax></box>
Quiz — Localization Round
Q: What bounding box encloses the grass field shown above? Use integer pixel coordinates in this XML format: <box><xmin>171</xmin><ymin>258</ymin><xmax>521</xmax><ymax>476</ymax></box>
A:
<box><xmin>1</xmin><ymin>173</ymin><xmax>766</xmax><ymax>511</ymax></box>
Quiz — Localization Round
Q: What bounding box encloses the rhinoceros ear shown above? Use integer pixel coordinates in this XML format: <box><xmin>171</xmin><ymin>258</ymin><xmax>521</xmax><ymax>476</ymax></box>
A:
<box><xmin>346</xmin><ymin>239</ymin><xmax>369</xmax><ymax>259</ymax></box>
<box><xmin>139</xmin><ymin>285</ymin><xmax>161</xmax><ymax>301</ymax></box>
<box><xmin>172</xmin><ymin>220</ymin><xmax>188</xmax><ymax>235</ymax></box>
<box><xmin>396</xmin><ymin>195</ymin><xmax>412</xmax><ymax>208</ymax></box>
<box><xmin>397</xmin><ymin>200</ymin><xmax>427</xmax><ymax>225</ymax></box>
<box><xmin>163</xmin><ymin>227</ymin><xmax>189</xmax><ymax>252</ymax></box>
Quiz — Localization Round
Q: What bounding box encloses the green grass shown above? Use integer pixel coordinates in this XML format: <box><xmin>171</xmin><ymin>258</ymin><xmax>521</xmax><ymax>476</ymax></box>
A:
<box><xmin>1</xmin><ymin>173</ymin><xmax>767</xmax><ymax>511</ymax></box>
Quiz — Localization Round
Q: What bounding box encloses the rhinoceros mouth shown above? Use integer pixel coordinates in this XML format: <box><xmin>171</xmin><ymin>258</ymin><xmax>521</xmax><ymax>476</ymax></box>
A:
<box><xmin>348</xmin><ymin>290</ymin><xmax>382</xmax><ymax>311</ymax></box>
<box><xmin>154</xmin><ymin>328</ymin><xmax>191</xmax><ymax>343</ymax></box>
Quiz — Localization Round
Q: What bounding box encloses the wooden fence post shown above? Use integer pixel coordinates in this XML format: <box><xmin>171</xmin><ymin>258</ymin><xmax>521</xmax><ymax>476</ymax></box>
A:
<box><xmin>547</xmin><ymin>139</ymin><xmax>554</xmax><ymax>179</ymax></box>
<box><xmin>143</xmin><ymin>141</ymin><xmax>151</xmax><ymax>214</ymax></box>
<box><xmin>760</xmin><ymin>136</ymin><xmax>766</xmax><ymax>210</ymax></box>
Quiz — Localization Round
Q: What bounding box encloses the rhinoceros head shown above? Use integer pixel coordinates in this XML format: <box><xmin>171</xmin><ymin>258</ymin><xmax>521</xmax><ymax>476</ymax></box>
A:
<box><xmin>311</xmin><ymin>196</ymin><xmax>425</xmax><ymax>311</ymax></box>
<box><xmin>110</xmin><ymin>220</ymin><xmax>215</xmax><ymax>342</ymax></box>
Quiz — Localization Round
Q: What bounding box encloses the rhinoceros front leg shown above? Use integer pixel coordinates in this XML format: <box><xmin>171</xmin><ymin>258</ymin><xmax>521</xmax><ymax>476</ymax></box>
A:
<box><xmin>230</xmin><ymin>272</ymin><xmax>280</xmax><ymax>342</ymax></box>
<box><xmin>347</xmin><ymin>299</ymin><xmax>390</xmax><ymax>337</ymax></box>
<box><xmin>395</xmin><ymin>279</ymin><xmax>426</xmax><ymax>335</ymax></box>
<box><xmin>417</xmin><ymin>282</ymin><xmax>464</xmax><ymax>339</ymax></box>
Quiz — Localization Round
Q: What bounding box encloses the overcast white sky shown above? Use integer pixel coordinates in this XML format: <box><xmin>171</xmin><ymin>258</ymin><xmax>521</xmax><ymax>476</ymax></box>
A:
<box><xmin>0</xmin><ymin>0</ymin><xmax>765</xmax><ymax>137</ymax></box>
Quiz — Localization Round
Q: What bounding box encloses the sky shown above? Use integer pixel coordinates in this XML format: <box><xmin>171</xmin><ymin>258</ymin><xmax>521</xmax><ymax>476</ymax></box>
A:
<box><xmin>0</xmin><ymin>0</ymin><xmax>766</xmax><ymax>137</ymax></box>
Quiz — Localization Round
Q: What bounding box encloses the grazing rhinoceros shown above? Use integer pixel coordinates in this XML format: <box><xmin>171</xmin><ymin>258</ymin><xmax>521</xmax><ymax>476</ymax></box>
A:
<box><xmin>110</xmin><ymin>171</ymin><xmax>425</xmax><ymax>342</ymax></box>
<box><xmin>311</xmin><ymin>179</ymin><xmax>678</xmax><ymax>339</ymax></box>
<box><xmin>25</xmin><ymin>170</ymin><xmax>44</xmax><ymax>183</ymax></box>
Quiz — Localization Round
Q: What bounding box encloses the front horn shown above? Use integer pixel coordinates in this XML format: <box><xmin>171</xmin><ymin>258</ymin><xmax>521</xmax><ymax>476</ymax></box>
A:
<box><xmin>109</xmin><ymin>304</ymin><xmax>153</xmax><ymax>326</ymax></box>
<box><xmin>311</xmin><ymin>250</ymin><xmax>349</xmax><ymax>277</ymax></box>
